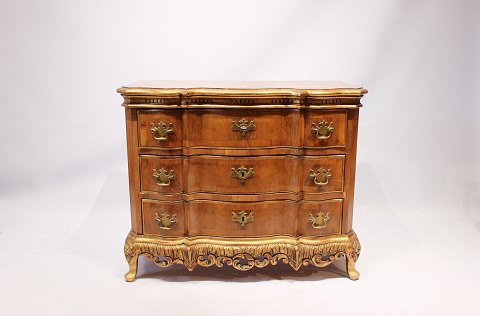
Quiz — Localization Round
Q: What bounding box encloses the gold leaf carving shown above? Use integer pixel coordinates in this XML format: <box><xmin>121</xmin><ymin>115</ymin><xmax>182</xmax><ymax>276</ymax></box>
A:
<box><xmin>123</xmin><ymin>231</ymin><xmax>361</xmax><ymax>281</ymax></box>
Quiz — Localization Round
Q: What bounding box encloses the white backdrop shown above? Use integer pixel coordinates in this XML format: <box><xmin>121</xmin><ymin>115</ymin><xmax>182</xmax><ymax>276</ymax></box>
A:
<box><xmin>0</xmin><ymin>0</ymin><xmax>479</xmax><ymax>315</ymax></box>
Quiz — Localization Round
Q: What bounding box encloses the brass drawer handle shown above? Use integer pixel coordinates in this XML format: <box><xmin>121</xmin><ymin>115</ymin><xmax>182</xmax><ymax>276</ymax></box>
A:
<box><xmin>232</xmin><ymin>118</ymin><xmax>256</xmax><ymax>136</ymax></box>
<box><xmin>232</xmin><ymin>210</ymin><xmax>254</xmax><ymax>227</ymax></box>
<box><xmin>311</xmin><ymin>121</ymin><xmax>334</xmax><ymax>139</ymax></box>
<box><xmin>308</xmin><ymin>211</ymin><xmax>330</xmax><ymax>229</ymax></box>
<box><xmin>153</xmin><ymin>168</ymin><xmax>176</xmax><ymax>186</ymax></box>
<box><xmin>150</xmin><ymin>121</ymin><xmax>174</xmax><ymax>141</ymax></box>
<box><xmin>155</xmin><ymin>212</ymin><xmax>177</xmax><ymax>230</ymax></box>
<box><xmin>231</xmin><ymin>166</ymin><xmax>255</xmax><ymax>184</ymax></box>
<box><xmin>309</xmin><ymin>167</ymin><xmax>332</xmax><ymax>185</ymax></box>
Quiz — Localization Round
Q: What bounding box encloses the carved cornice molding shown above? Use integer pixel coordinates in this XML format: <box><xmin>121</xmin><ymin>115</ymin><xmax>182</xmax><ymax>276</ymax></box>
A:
<box><xmin>117</xmin><ymin>85</ymin><xmax>367</xmax><ymax>108</ymax></box>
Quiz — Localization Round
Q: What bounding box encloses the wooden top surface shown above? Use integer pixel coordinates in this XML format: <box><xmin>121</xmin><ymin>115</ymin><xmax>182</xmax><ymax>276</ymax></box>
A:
<box><xmin>117</xmin><ymin>80</ymin><xmax>367</xmax><ymax>97</ymax></box>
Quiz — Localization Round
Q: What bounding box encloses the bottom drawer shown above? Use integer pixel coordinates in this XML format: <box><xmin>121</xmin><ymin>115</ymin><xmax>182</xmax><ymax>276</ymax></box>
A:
<box><xmin>188</xmin><ymin>200</ymin><xmax>297</xmax><ymax>237</ymax></box>
<box><xmin>142</xmin><ymin>198</ymin><xmax>343</xmax><ymax>237</ymax></box>
<box><xmin>298</xmin><ymin>199</ymin><xmax>343</xmax><ymax>236</ymax></box>
<box><xmin>142</xmin><ymin>200</ymin><xmax>185</xmax><ymax>236</ymax></box>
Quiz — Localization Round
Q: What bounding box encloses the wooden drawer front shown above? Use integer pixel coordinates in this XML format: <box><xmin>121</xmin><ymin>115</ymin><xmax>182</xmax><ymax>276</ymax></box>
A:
<box><xmin>138</xmin><ymin>110</ymin><xmax>183</xmax><ymax>148</ymax></box>
<box><xmin>298</xmin><ymin>199</ymin><xmax>342</xmax><ymax>236</ymax></box>
<box><xmin>140</xmin><ymin>156</ymin><xmax>183</xmax><ymax>193</ymax></box>
<box><xmin>184</xmin><ymin>109</ymin><xmax>301</xmax><ymax>148</ymax></box>
<box><xmin>302</xmin><ymin>155</ymin><xmax>344</xmax><ymax>194</ymax></box>
<box><xmin>188</xmin><ymin>200</ymin><xmax>297</xmax><ymax>237</ymax></box>
<box><xmin>304</xmin><ymin>110</ymin><xmax>346</xmax><ymax>148</ymax></box>
<box><xmin>187</xmin><ymin>155</ymin><xmax>299</xmax><ymax>194</ymax></box>
<box><xmin>142</xmin><ymin>200</ymin><xmax>185</xmax><ymax>236</ymax></box>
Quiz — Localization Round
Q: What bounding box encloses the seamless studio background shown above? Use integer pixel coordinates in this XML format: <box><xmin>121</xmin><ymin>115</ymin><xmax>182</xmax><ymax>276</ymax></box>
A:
<box><xmin>0</xmin><ymin>0</ymin><xmax>479</xmax><ymax>315</ymax></box>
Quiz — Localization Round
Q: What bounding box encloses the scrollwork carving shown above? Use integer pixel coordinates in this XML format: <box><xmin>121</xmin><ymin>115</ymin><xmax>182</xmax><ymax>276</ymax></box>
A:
<box><xmin>123</xmin><ymin>231</ymin><xmax>361</xmax><ymax>281</ymax></box>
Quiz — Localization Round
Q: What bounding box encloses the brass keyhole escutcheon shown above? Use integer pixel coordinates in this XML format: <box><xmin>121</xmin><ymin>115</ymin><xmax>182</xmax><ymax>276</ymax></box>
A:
<box><xmin>153</xmin><ymin>168</ymin><xmax>176</xmax><ymax>186</ymax></box>
<box><xmin>155</xmin><ymin>212</ymin><xmax>177</xmax><ymax>230</ymax></box>
<box><xmin>309</xmin><ymin>167</ymin><xmax>332</xmax><ymax>186</ymax></box>
<box><xmin>311</xmin><ymin>121</ymin><xmax>334</xmax><ymax>139</ymax></box>
<box><xmin>231</xmin><ymin>166</ymin><xmax>255</xmax><ymax>184</ymax></box>
<box><xmin>308</xmin><ymin>211</ymin><xmax>330</xmax><ymax>229</ymax></box>
<box><xmin>150</xmin><ymin>121</ymin><xmax>174</xmax><ymax>141</ymax></box>
<box><xmin>232</xmin><ymin>210</ymin><xmax>254</xmax><ymax>227</ymax></box>
<box><xmin>232</xmin><ymin>118</ymin><xmax>256</xmax><ymax>137</ymax></box>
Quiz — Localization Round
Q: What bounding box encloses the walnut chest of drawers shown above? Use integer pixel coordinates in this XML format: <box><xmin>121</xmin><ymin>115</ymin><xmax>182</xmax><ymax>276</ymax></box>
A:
<box><xmin>117</xmin><ymin>81</ymin><xmax>367</xmax><ymax>281</ymax></box>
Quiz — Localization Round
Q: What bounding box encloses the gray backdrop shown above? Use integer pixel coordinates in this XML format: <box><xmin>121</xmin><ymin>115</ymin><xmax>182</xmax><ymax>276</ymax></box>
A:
<box><xmin>0</xmin><ymin>0</ymin><xmax>479</xmax><ymax>315</ymax></box>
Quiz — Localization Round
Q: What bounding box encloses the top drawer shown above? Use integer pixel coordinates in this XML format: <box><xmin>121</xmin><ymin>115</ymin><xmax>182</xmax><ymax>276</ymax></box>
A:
<box><xmin>138</xmin><ymin>110</ymin><xmax>183</xmax><ymax>149</ymax></box>
<box><xmin>184</xmin><ymin>109</ymin><xmax>302</xmax><ymax>148</ymax></box>
<box><xmin>304</xmin><ymin>110</ymin><xmax>346</xmax><ymax>148</ymax></box>
<box><xmin>138</xmin><ymin>109</ymin><xmax>347</xmax><ymax>150</ymax></box>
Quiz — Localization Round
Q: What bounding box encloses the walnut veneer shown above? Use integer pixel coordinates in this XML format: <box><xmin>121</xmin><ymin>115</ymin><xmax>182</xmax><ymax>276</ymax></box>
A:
<box><xmin>118</xmin><ymin>81</ymin><xmax>367</xmax><ymax>281</ymax></box>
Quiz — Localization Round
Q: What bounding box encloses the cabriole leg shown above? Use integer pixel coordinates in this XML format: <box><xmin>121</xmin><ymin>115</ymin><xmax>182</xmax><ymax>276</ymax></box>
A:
<box><xmin>125</xmin><ymin>254</ymin><xmax>139</xmax><ymax>282</ymax></box>
<box><xmin>346</xmin><ymin>253</ymin><xmax>360</xmax><ymax>280</ymax></box>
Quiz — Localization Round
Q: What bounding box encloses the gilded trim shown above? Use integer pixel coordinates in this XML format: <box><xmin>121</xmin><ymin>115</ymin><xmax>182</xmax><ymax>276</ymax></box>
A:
<box><xmin>117</xmin><ymin>87</ymin><xmax>367</xmax><ymax>98</ymax></box>
<box><xmin>118</xmin><ymin>85</ymin><xmax>367</xmax><ymax>108</ymax></box>
<box><xmin>124</xmin><ymin>231</ymin><xmax>361</xmax><ymax>281</ymax></box>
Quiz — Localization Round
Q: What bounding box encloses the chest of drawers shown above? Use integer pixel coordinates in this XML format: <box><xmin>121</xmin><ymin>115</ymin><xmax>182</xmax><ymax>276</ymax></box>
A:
<box><xmin>117</xmin><ymin>81</ymin><xmax>367</xmax><ymax>281</ymax></box>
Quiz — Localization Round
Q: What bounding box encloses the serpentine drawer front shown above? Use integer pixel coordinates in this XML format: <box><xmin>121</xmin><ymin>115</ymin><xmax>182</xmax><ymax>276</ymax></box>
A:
<box><xmin>118</xmin><ymin>81</ymin><xmax>367</xmax><ymax>281</ymax></box>
<box><xmin>188</xmin><ymin>200</ymin><xmax>297</xmax><ymax>237</ymax></box>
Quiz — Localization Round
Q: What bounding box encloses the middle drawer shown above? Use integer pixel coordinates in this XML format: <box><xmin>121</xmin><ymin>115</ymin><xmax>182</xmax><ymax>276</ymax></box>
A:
<box><xmin>140</xmin><ymin>155</ymin><xmax>345</xmax><ymax>195</ymax></box>
<box><xmin>187</xmin><ymin>155</ymin><xmax>299</xmax><ymax>194</ymax></box>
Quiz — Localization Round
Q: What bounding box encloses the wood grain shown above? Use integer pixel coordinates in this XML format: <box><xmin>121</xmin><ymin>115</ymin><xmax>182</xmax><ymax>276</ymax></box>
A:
<box><xmin>140</xmin><ymin>156</ymin><xmax>183</xmax><ymax>194</ymax></box>
<box><xmin>298</xmin><ymin>199</ymin><xmax>343</xmax><ymax>236</ymax></box>
<box><xmin>302</xmin><ymin>155</ymin><xmax>345</xmax><ymax>194</ymax></box>
<box><xmin>188</xmin><ymin>200</ymin><xmax>297</xmax><ymax>237</ymax></box>
<box><xmin>142</xmin><ymin>199</ymin><xmax>185</xmax><ymax>236</ymax></box>
<box><xmin>185</xmin><ymin>155</ymin><xmax>300</xmax><ymax>194</ymax></box>
<box><xmin>138</xmin><ymin>109</ymin><xmax>183</xmax><ymax>149</ymax></box>
<box><xmin>183</xmin><ymin>109</ymin><xmax>302</xmax><ymax>148</ymax></box>
<box><xmin>125</xmin><ymin>108</ymin><xmax>142</xmax><ymax>233</ymax></box>
<box><xmin>304</xmin><ymin>109</ymin><xmax>347</xmax><ymax>148</ymax></box>
<box><xmin>342</xmin><ymin>109</ymin><xmax>359</xmax><ymax>233</ymax></box>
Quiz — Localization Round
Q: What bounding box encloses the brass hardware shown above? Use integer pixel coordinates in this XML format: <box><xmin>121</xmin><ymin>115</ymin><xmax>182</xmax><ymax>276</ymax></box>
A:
<box><xmin>150</xmin><ymin>121</ymin><xmax>174</xmax><ymax>141</ymax></box>
<box><xmin>152</xmin><ymin>168</ymin><xmax>176</xmax><ymax>186</ymax></box>
<box><xmin>309</xmin><ymin>167</ymin><xmax>332</xmax><ymax>185</ymax></box>
<box><xmin>231</xmin><ymin>166</ymin><xmax>255</xmax><ymax>183</ymax></box>
<box><xmin>311</xmin><ymin>121</ymin><xmax>334</xmax><ymax>139</ymax></box>
<box><xmin>231</xmin><ymin>211</ymin><xmax>254</xmax><ymax>227</ymax></box>
<box><xmin>232</xmin><ymin>118</ymin><xmax>256</xmax><ymax>136</ymax></box>
<box><xmin>154</xmin><ymin>212</ymin><xmax>177</xmax><ymax>230</ymax></box>
<box><xmin>308</xmin><ymin>211</ymin><xmax>330</xmax><ymax>229</ymax></box>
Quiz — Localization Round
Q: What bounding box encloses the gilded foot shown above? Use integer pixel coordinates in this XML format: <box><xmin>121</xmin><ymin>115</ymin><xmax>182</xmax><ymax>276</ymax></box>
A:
<box><xmin>346</xmin><ymin>254</ymin><xmax>360</xmax><ymax>280</ymax></box>
<box><xmin>124</xmin><ymin>255</ymin><xmax>139</xmax><ymax>282</ymax></box>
